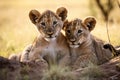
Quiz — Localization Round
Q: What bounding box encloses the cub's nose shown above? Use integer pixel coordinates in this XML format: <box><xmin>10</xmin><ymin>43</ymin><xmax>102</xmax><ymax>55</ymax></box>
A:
<box><xmin>70</xmin><ymin>38</ymin><xmax>76</xmax><ymax>42</ymax></box>
<box><xmin>47</xmin><ymin>29</ymin><xmax>54</xmax><ymax>35</ymax></box>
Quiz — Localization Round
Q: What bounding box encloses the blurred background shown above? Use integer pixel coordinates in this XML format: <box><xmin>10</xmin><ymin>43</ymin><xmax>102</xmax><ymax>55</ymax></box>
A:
<box><xmin>0</xmin><ymin>0</ymin><xmax>120</xmax><ymax>58</ymax></box>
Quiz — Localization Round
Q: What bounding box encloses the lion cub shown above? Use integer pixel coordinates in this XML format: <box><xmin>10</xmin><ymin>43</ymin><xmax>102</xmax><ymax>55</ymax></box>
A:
<box><xmin>63</xmin><ymin>17</ymin><xmax>116</xmax><ymax>69</ymax></box>
<box><xmin>20</xmin><ymin>7</ymin><xmax>70</xmax><ymax>66</ymax></box>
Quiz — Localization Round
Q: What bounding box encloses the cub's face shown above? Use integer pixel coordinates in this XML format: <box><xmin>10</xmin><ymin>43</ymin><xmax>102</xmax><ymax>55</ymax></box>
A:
<box><xmin>35</xmin><ymin>11</ymin><xmax>63</xmax><ymax>41</ymax></box>
<box><xmin>63</xmin><ymin>17</ymin><xmax>96</xmax><ymax>48</ymax></box>
<box><xmin>29</xmin><ymin>7</ymin><xmax>67</xmax><ymax>41</ymax></box>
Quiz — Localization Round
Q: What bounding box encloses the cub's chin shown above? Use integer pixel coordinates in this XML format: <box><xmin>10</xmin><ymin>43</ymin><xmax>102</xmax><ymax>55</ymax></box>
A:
<box><xmin>70</xmin><ymin>44</ymin><xmax>79</xmax><ymax>48</ymax></box>
<box><xmin>44</xmin><ymin>37</ymin><xmax>56</xmax><ymax>42</ymax></box>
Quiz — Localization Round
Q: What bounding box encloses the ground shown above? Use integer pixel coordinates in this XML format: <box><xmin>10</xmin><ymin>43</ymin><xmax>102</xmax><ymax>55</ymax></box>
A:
<box><xmin>0</xmin><ymin>0</ymin><xmax>120</xmax><ymax>57</ymax></box>
<box><xmin>0</xmin><ymin>55</ymin><xmax>120</xmax><ymax>80</ymax></box>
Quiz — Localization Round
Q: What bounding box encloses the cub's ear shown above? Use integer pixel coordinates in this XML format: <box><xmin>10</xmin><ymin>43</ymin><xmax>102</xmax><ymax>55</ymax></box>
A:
<box><xmin>56</xmin><ymin>7</ymin><xmax>68</xmax><ymax>21</ymax></box>
<box><xmin>29</xmin><ymin>10</ymin><xmax>41</xmax><ymax>24</ymax></box>
<box><xmin>83</xmin><ymin>17</ymin><xmax>96</xmax><ymax>31</ymax></box>
<box><xmin>63</xmin><ymin>20</ymin><xmax>69</xmax><ymax>30</ymax></box>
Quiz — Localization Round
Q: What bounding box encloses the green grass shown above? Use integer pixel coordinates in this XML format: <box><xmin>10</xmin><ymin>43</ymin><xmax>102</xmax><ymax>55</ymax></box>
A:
<box><xmin>0</xmin><ymin>0</ymin><xmax>120</xmax><ymax>58</ymax></box>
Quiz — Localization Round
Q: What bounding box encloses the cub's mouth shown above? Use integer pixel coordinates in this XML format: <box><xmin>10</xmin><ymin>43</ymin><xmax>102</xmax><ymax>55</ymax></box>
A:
<box><xmin>69</xmin><ymin>42</ymin><xmax>81</xmax><ymax>48</ymax></box>
<box><xmin>44</xmin><ymin>35</ymin><xmax>57</xmax><ymax>42</ymax></box>
<box><xmin>69</xmin><ymin>44</ymin><xmax>79</xmax><ymax>48</ymax></box>
<box><xmin>44</xmin><ymin>37</ymin><xmax>56</xmax><ymax>42</ymax></box>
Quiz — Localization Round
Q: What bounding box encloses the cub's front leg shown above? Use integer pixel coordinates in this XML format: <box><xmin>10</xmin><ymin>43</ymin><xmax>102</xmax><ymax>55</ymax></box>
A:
<box><xmin>57</xmin><ymin>50</ymin><xmax>71</xmax><ymax>67</ymax></box>
<box><xmin>20</xmin><ymin>44</ymin><xmax>32</xmax><ymax>62</ymax></box>
<box><xmin>71</xmin><ymin>52</ymin><xmax>98</xmax><ymax>70</ymax></box>
<box><xmin>9</xmin><ymin>44</ymin><xmax>32</xmax><ymax>61</ymax></box>
<box><xmin>28</xmin><ymin>47</ymin><xmax>43</xmax><ymax>62</ymax></box>
<box><xmin>20</xmin><ymin>45</ymin><xmax>44</xmax><ymax>62</ymax></box>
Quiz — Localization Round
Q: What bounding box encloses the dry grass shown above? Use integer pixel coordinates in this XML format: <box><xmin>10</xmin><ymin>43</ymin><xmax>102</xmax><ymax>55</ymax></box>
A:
<box><xmin>41</xmin><ymin>63</ymin><xmax>106</xmax><ymax>80</ymax></box>
<box><xmin>42</xmin><ymin>65</ymin><xmax>75</xmax><ymax>80</ymax></box>
<box><xmin>79</xmin><ymin>63</ymin><xmax>106</xmax><ymax>80</ymax></box>
<box><xmin>0</xmin><ymin>0</ymin><xmax>120</xmax><ymax>58</ymax></box>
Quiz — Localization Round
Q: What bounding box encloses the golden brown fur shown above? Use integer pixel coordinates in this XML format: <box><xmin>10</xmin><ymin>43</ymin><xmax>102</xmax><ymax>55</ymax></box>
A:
<box><xmin>63</xmin><ymin>17</ymin><xmax>114</xmax><ymax>69</ymax></box>
<box><xmin>20</xmin><ymin>7</ymin><xmax>70</xmax><ymax>67</ymax></box>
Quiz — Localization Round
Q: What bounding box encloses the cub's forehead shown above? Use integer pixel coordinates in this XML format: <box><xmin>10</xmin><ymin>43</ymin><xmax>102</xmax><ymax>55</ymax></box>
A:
<box><xmin>68</xmin><ymin>19</ymin><xmax>82</xmax><ymax>29</ymax></box>
<box><xmin>39</xmin><ymin>10</ymin><xmax>60</xmax><ymax>21</ymax></box>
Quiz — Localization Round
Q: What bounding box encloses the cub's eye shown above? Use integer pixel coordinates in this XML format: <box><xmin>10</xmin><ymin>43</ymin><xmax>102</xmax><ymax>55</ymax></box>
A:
<box><xmin>78</xmin><ymin>30</ymin><xmax>82</xmax><ymax>33</ymax></box>
<box><xmin>41</xmin><ymin>22</ymin><xmax>45</xmax><ymax>26</ymax></box>
<box><xmin>53</xmin><ymin>21</ymin><xmax>57</xmax><ymax>25</ymax></box>
<box><xmin>67</xmin><ymin>30</ymin><xmax>70</xmax><ymax>34</ymax></box>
